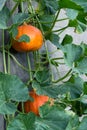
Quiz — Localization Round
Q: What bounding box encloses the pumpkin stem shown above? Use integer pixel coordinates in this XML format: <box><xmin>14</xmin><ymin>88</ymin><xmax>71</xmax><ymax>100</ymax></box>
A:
<box><xmin>23</xmin><ymin>22</ymin><xmax>27</xmax><ymax>25</ymax></box>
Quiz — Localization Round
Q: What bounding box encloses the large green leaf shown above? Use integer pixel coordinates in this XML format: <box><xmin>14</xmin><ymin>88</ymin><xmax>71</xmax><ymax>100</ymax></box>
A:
<box><xmin>0</xmin><ymin>0</ymin><xmax>7</xmax><ymax>11</ymax></box>
<box><xmin>12</xmin><ymin>13</ymin><xmax>30</xmax><ymax>24</ymax></box>
<box><xmin>61</xmin><ymin>44</ymin><xmax>83</xmax><ymax>67</ymax></box>
<box><xmin>65</xmin><ymin>115</ymin><xmax>79</xmax><ymax>130</ymax></box>
<box><xmin>0</xmin><ymin>6</ymin><xmax>10</xmax><ymax>29</ymax></box>
<box><xmin>7</xmin><ymin>104</ymin><xmax>78</xmax><ymax>130</ymax></box>
<box><xmin>34</xmin><ymin>69</ymin><xmax>51</xmax><ymax>83</ymax></box>
<box><xmin>80</xmin><ymin>95</ymin><xmax>87</xmax><ymax>104</ymax></box>
<box><xmin>60</xmin><ymin>0</ymin><xmax>87</xmax><ymax>12</ymax></box>
<box><xmin>39</xmin><ymin>0</ymin><xmax>59</xmax><ymax>14</ymax></box>
<box><xmin>77</xmin><ymin>116</ymin><xmax>87</xmax><ymax>130</ymax></box>
<box><xmin>0</xmin><ymin>102</ymin><xmax>17</xmax><ymax>115</ymax></box>
<box><xmin>32</xmin><ymin>80</ymin><xmax>60</xmax><ymax>98</ymax></box>
<box><xmin>72</xmin><ymin>0</ymin><xmax>87</xmax><ymax>12</ymax></box>
<box><xmin>32</xmin><ymin>74</ymin><xmax>84</xmax><ymax>100</ymax></box>
<box><xmin>7</xmin><ymin>113</ymin><xmax>36</xmax><ymax>130</ymax></box>
<box><xmin>81</xmin><ymin>43</ymin><xmax>87</xmax><ymax>56</ymax></box>
<box><xmin>0</xmin><ymin>73</ymin><xmax>29</xmax><ymax>114</ymax></box>
<box><xmin>39</xmin><ymin>14</ymin><xmax>55</xmax><ymax>32</ymax></box>
<box><xmin>58</xmin><ymin>0</ymin><xmax>82</xmax><ymax>11</ymax></box>
<box><xmin>37</xmin><ymin>104</ymin><xmax>78</xmax><ymax>130</ymax></box>
<box><xmin>75</xmin><ymin>57</ymin><xmax>87</xmax><ymax>74</ymax></box>
<box><xmin>66</xmin><ymin>9</ymin><xmax>79</xmax><ymax>20</ymax></box>
<box><xmin>68</xmin><ymin>10</ymin><xmax>87</xmax><ymax>33</ymax></box>
<box><xmin>57</xmin><ymin>76</ymin><xmax>84</xmax><ymax>100</ymax></box>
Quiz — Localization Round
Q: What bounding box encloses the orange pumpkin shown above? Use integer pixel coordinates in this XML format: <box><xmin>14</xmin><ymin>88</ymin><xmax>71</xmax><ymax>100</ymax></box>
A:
<box><xmin>24</xmin><ymin>90</ymin><xmax>49</xmax><ymax>115</ymax></box>
<box><xmin>12</xmin><ymin>23</ymin><xmax>43</xmax><ymax>52</ymax></box>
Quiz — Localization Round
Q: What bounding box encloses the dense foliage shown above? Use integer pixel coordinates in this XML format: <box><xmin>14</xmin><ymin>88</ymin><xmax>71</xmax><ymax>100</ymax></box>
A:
<box><xmin>0</xmin><ymin>0</ymin><xmax>87</xmax><ymax>130</ymax></box>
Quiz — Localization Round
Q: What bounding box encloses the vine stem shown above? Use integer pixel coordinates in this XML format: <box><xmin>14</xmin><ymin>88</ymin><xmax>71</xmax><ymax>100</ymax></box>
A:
<box><xmin>28</xmin><ymin>0</ymin><xmax>34</xmax><ymax>13</ymax></box>
<box><xmin>26</xmin><ymin>52</ymin><xmax>33</xmax><ymax>82</ymax></box>
<box><xmin>21</xmin><ymin>102</ymin><xmax>25</xmax><ymax>113</ymax></box>
<box><xmin>20</xmin><ymin>0</ymin><xmax>24</xmax><ymax>13</ymax></box>
<box><xmin>10</xmin><ymin>2</ymin><xmax>19</xmax><ymax>16</ymax></box>
<box><xmin>2</xmin><ymin>30</ymin><xmax>7</xmax><ymax>74</ymax></box>
<box><xmin>44</xmin><ymin>42</ymin><xmax>54</xmax><ymax>81</ymax></box>
<box><xmin>44</xmin><ymin>10</ymin><xmax>60</xmax><ymax>36</ymax></box>
<box><xmin>28</xmin><ymin>0</ymin><xmax>45</xmax><ymax>36</ymax></box>
<box><xmin>50</xmin><ymin>10</ymin><xmax>60</xmax><ymax>31</ymax></box>
<box><xmin>52</xmin><ymin>26</ymin><xmax>68</xmax><ymax>33</ymax></box>
<box><xmin>9</xmin><ymin>52</ymin><xmax>30</xmax><ymax>72</ymax></box>
<box><xmin>52</xmin><ymin>69</ymin><xmax>72</xmax><ymax>83</ymax></box>
<box><xmin>40</xmin><ymin>18</ymin><xmax>68</xmax><ymax>24</ymax></box>
<box><xmin>51</xmin><ymin>57</ymin><xmax>64</xmax><ymax>60</ymax></box>
<box><xmin>0</xmin><ymin>48</ymin><xmax>30</xmax><ymax>72</ymax></box>
<box><xmin>7</xmin><ymin>49</ymin><xmax>11</xmax><ymax>74</ymax></box>
<box><xmin>28</xmin><ymin>3</ymin><xmax>58</xmax><ymax>81</ymax></box>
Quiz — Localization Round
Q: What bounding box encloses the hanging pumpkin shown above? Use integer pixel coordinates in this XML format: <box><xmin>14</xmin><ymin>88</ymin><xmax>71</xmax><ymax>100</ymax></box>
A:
<box><xmin>24</xmin><ymin>90</ymin><xmax>49</xmax><ymax>115</ymax></box>
<box><xmin>12</xmin><ymin>23</ymin><xmax>43</xmax><ymax>52</ymax></box>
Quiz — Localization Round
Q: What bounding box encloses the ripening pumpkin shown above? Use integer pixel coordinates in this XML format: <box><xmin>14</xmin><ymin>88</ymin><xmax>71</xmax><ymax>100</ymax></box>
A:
<box><xmin>24</xmin><ymin>90</ymin><xmax>49</xmax><ymax>115</ymax></box>
<box><xmin>12</xmin><ymin>23</ymin><xmax>43</xmax><ymax>52</ymax></box>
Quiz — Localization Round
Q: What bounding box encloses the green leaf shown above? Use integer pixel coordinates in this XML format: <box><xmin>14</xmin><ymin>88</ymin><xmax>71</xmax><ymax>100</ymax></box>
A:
<box><xmin>39</xmin><ymin>14</ymin><xmax>55</xmax><ymax>31</ymax></box>
<box><xmin>32</xmin><ymin>80</ymin><xmax>60</xmax><ymax>98</ymax></box>
<box><xmin>0</xmin><ymin>102</ymin><xmax>17</xmax><ymax>115</ymax></box>
<box><xmin>68</xmin><ymin>19</ymin><xmax>78</xmax><ymax>28</ymax></box>
<box><xmin>61</xmin><ymin>44</ymin><xmax>83</xmax><ymax>67</ymax></box>
<box><xmin>77</xmin><ymin>116</ymin><xmax>87</xmax><ymax>130</ymax></box>
<box><xmin>7</xmin><ymin>113</ymin><xmax>36</xmax><ymax>130</ymax></box>
<box><xmin>58</xmin><ymin>76</ymin><xmax>84</xmax><ymax>100</ymax></box>
<box><xmin>81</xmin><ymin>43</ymin><xmax>87</xmax><ymax>56</ymax></box>
<box><xmin>50</xmin><ymin>59</ymin><xmax>59</xmax><ymax>67</ymax></box>
<box><xmin>68</xmin><ymin>19</ymin><xmax>86</xmax><ymax>33</ymax></box>
<box><xmin>75</xmin><ymin>24</ymin><xmax>85</xmax><ymax>34</ymax></box>
<box><xmin>7</xmin><ymin>104</ymin><xmax>78</xmax><ymax>130</ymax></box>
<box><xmin>66</xmin><ymin>9</ymin><xmax>78</xmax><ymax>20</ymax></box>
<box><xmin>0</xmin><ymin>6</ymin><xmax>10</xmax><ymax>29</ymax></box>
<box><xmin>76</xmin><ymin>21</ymin><xmax>87</xmax><ymax>33</ymax></box>
<box><xmin>65</xmin><ymin>115</ymin><xmax>79</xmax><ymax>130</ymax></box>
<box><xmin>18</xmin><ymin>34</ymin><xmax>30</xmax><ymax>42</ymax></box>
<box><xmin>32</xmin><ymin>75</ymin><xmax>84</xmax><ymax>100</ymax></box>
<box><xmin>0</xmin><ymin>0</ymin><xmax>7</xmax><ymax>11</ymax></box>
<box><xmin>37</xmin><ymin>104</ymin><xmax>76</xmax><ymax>130</ymax></box>
<box><xmin>49</xmin><ymin>33</ymin><xmax>60</xmax><ymax>48</ymax></box>
<box><xmin>75</xmin><ymin>57</ymin><xmax>87</xmax><ymax>74</ymax></box>
<box><xmin>9</xmin><ymin>24</ymin><xmax>18</xmax><ymax>38</ymax></box>
<box><xmin>13</xmin><ymin>0</ymin><xmax>26</xmax><ymax>2</ymax></box>
<box><xmin>61</xmin><ymin>34</ymin><xmax>73</xmax><ymax>45</ymax></box>
<box><xmin>58</xmin><ymin>0</ymin><xmax>82</xmax><ymax>11</ymax></box>
<box><xmin>34</xmin><ymin>69</ymin><xmax>51</xmax><ymax>83</ymax></box>
<box><xmin>80</xmin><ymin>95</ymin><xmax>87</xmax><ymax>104</ymax></box>
<box><xmin>68</xmin><ymin>10</ymin><xmax>87</xmax><ymax>33</ymax></box>
<box><xmin>0</xmin><ymin>73</ymin><xmax>29</xmax><ymax>114</ymax></box>
<box><xmin>72</xmin><ymin>0</ymin><xmax>87</xmax><ymax>12</ymax></box>
<box><xmin>84</xmin><ymin>82</ymin><xmax>87</xmax><ymax>95</ymax></box>
<box><xmin>12</xmin><ymin>13</ymin><xmax>30</xmax><ymax>24</ymax></box>
<box><xmin>39</xmin><ymin>0</ymin><xmax>59</xmax><ymax>14</ymax></box>
<box><xmin>77</xmin><ymin>11</ymin><xmax>87</xmax><ymax>26</ymax></box>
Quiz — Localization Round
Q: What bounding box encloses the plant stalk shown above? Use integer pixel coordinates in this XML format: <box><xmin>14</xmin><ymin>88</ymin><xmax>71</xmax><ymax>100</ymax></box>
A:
<box><xmin>2</xmin><ymin>30</ymin><xmax>7</xmax><ymax>73</ymax></box>
<box><xmin>26</xmin><ymin>52</ymin><xmax>33</xmax><ymax>82</ymax></box>
<box><xmin>52</xmin><ymin>69</ymin><xmax>72</xmax><ymax>83</ymax></box>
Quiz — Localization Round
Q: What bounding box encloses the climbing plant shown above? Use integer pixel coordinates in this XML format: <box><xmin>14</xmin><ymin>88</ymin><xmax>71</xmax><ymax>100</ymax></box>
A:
<box><xmin>0</xmin><ymin>0</ymin><xmax>87</xmax><ymax>130</ymax></box>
